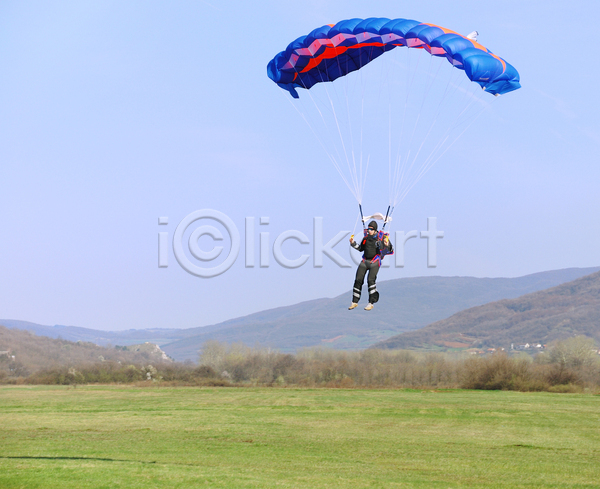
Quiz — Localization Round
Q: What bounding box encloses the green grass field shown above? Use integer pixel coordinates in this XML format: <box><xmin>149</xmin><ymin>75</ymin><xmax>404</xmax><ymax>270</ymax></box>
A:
<box><xmin>1</xmin><ymin>386</ymin><xmax>599</xmax><ymax>488</ymax></box>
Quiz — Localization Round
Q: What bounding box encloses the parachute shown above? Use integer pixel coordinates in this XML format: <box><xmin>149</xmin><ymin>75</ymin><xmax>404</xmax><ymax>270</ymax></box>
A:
<box><xmin>267</xmin><ymin>18</ymin><xmax>520</xmax><ymax>228</ymax></box>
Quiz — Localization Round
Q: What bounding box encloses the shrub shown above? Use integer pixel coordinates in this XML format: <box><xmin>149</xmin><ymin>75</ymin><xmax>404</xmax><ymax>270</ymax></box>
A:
<box><xmin>460</xmin><ymin>353</ymin><xmax>533</xmax><ymax>390</ymax></box>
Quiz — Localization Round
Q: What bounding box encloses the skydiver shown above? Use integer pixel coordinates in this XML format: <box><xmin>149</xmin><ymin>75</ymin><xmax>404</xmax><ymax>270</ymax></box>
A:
<box><xmin>348</xmin><ymin>220</ymin><xmax>393</xmax><ymax>311</ymax></box>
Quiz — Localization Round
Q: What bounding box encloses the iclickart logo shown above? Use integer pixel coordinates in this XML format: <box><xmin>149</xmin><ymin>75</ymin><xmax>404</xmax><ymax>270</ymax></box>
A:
<box><xmin>158</xmin><ymin>209</ymin><xmax>443</xmax><ymax>278</ymax></box>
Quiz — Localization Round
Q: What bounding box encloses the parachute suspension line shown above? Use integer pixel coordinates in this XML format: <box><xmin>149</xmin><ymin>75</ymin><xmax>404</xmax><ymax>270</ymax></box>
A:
<box><xmin>332</xmin><ymin>47</ymin><xmax>362</xmax><ymax>204</ymax></box>
<box><xmin>308</xmin><ymin>66</ymin><xmax>362</xmax><ymax>202</ymax></box>
<box><xmin>360</xmin><ymin>50</ymin><xmax>371</xmax><ymax>208</ymax></box>
<box><xmin>390</xmin><ymin>54</ymin><xmax>491</xmax><ymax>207</ymax></box>
<box><xmin>286</xmin><ymin>58</ymin><xmax>365</xmax><ymax>202</ymax></box>
<box><xmin>393</xmin><ymin>76</ymin><xmax>469</xmax><ymax>205</ymax></box>
<box><xmin>388</xmin><ymin>55</ymin><xmax>400</xmax><ymax>206</ymax></box>
<box><xmin>423</xmin><ymin>86</ymin><xmax>491</xmax><ymax>170</ymax></box>
<box><xmin>344</xmin><ymin>59</ymin><xmax>363</xmax><ymax>204</ymax></box>
<box><xmin>391</xmin><ymin>48</ymin><xmax>418</xmax><ymax>202</ymax></box>
<box><xmin>282</xmin><ymin>89</ymin><xmax>361</xmax><ymax>202</ymax></box>
<box><xmin>391</xmin><ymin>47</ymin><xmax>420</xmax><ymax>209</ymax></box>
<box><xmin>391</xmin><ymin>57</ymin><xmax>452</xmax><ymax>205</ymax></box>
<box><xmin>377</xmin><ymin>46</ymin><xmax>394</xmax><ymax>208</ymax></box>
<box><xmin>352</xmin><ymin>208</ymin><xmax>362</xmax><ymax>237</ymax></box>
<box><xmin>321</xmin><ymin>57</ymin><xmax>363</xmax><ymax>203</ymax></box>
<box><xmin>323</xmin><ymin>82</ymin><xmax>355</xmax><ymax>196</ymax></box>
<box><xmin>361</xmin><ymin>154</ymin><xmax>371</xmax><ymax>207</ymax></box>
<box><xmin>348</xmin><ymin>54</ymin><xmax>369</xmax><ymax>205</ymax></box>
<box><xmin>355</xmin><ymin>45</ymin><xmax>371</xmax><ymax>207</ymax></box>
<box><xmin>284</xmin><ymin>62</ymin><xmax>352</xmax><ymax>195</ymax></box>
<box><xmin>355</xmin><ymin>42</ymin><xmax>387</xmax><ymax>209</ymax></box>
<box><xmin>389</xmin><ymin>102</ymin><xmax>393</xmax><ymax>207</ymax></box>
<box><xmin>394</xmin><ymin>83</ymin><xmax>492</xmax><ymax>205</ymax></box>
<box><xmin>352</xmin><ymin>65</ymin><xmax>370</xmax><ymax>205</ymax></box>
<box><xmin>359</xmin><ymin>94</ymin><xmax>365</xmax><ymax>204</ymax></box>
<box><xmin>393</xmin><ymin>50</ymin><xmax>433</xmax><ymax>206</ymax></box>
<box><xmin>406</xmin><ymin>54</ymin><xmax>441</xmax><ymax>169</ymax></box>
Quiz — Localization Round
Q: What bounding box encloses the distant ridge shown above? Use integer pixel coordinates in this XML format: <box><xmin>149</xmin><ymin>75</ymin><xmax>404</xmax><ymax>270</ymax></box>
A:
<box><xmin>372</xmin><ymin>270</ymin><xmax>600</xmax><ymax>351</ymax></box>
<box><xmin>3</xmin><ymin>267</ymin><xmax>599</xmax><ymax>362</ymax></box>
<box><xmin>0</xmin><ymin>319</ymin><xmax>185</xmax><ymax>346</ymax></box>
<box><xmin>159</xmin><ymin>267</ymin><xmax>600</xmax><ymax>360</ymax></box>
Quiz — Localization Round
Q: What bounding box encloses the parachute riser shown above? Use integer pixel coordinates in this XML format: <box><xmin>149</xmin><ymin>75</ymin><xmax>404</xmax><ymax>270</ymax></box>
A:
<box><xmin>359</xmin><ymin>204</ymin><xmax>366</xmax><ymax>230</ymax></box>
<box><xmin>382</xmin><ymin>205</ymin><xmax>393</xmax><ymax>231</ymax></box>
<box><xmin>359</xmin><ymin>204</ymin><xmax>394</xmax><ymax>237</ymax></box>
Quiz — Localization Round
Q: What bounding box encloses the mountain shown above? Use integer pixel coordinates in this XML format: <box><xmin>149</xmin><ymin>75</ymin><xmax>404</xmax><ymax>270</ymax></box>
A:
<box><xmin>372</xmin><ymin>270</ymin><xmax>600</xmax><ymax>351</ymax></box>
<box><xmin>3</xmin><ymin>267</ymin><xmax>599</xmax><ymax>362</ymax></box>
<box><xmin>160</xmin><ymin>267</ymin><xmax>600</xmax><ymax>361</ymax></box>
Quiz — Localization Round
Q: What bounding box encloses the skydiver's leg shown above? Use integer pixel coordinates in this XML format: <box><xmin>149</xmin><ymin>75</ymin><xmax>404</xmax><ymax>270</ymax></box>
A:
<box><xmin>367</xmin><ymin>262</ymin><xmax>380</xmax><ymax>304</ymax></box>
<box><xmin>352</xmin><ymin>261</ymin><xmax>368</xmax><ymax>304</ymax></box>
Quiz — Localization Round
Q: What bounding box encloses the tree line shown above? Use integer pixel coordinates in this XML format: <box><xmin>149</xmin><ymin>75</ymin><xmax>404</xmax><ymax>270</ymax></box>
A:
<box><xmin>2</xmin><ymin>336</ymin><xmax>598</xmax><ymax>392</ymax></box>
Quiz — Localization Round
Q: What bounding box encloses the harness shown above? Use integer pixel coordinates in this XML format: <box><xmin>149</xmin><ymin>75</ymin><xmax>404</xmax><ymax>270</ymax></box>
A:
<box><xmin>360</xmin><ymin>229</ymin><xmax>394</xmax><ymax>264</ymax></box>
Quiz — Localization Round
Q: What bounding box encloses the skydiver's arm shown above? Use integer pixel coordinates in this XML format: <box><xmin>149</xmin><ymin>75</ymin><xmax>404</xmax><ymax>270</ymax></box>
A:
<box><xmin>350</xmin><ymin>235</ymin><xmax>364</xmax><ymax>251</ymax></box>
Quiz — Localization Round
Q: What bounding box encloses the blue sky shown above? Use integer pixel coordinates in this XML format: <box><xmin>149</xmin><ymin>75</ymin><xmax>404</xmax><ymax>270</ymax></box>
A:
<box><xmin>1</xmin><ymin>1</ymin><xmax>599</xmax><ymax>331</ymax></box>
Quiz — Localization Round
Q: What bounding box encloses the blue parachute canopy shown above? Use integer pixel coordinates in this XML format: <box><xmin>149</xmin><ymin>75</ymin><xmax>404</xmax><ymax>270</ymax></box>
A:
<box><xmin>267</xmin><ymin>17</ymin><xmax>520</xmax><ymax>98</ymax></box>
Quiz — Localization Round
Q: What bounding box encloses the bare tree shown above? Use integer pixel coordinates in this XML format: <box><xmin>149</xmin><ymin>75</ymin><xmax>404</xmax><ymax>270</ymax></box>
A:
<box><xmin>549</xmin><ymin>336</ymin><xmax>597</xmax><ymax>368</ymax></box>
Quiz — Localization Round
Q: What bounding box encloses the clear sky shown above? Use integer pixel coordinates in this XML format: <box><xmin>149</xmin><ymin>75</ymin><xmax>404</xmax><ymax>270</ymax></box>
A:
<box><xmin>2</xmin><ymin>1</ymin><xmax>599</xmax><ymax>331</ymax></box>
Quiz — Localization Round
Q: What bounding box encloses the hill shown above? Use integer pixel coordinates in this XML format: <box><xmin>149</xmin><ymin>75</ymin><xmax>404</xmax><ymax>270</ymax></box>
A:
<box><xmin>3</xmin><ymin>267</ymin><xmax>598</xmax><ymax>362</ymax></box>
<box><xmin>0</xmin><ymin>326</ymin><xmax>172</xmax><ymax>378</ymax></box>
<box><xmin>160</xmin><ymin>267</ymin><xmax>600</xmax><ymax>361</ymax></box>
<box><xmin>372</xmin><ymin>270</ymin><xmax>600</xmax><ymax>351</ymax></box>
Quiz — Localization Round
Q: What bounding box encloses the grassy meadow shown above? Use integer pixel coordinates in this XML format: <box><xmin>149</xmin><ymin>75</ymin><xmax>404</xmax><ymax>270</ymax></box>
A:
<box><xmin>1</xmin><ymin>386</ymin><xmax>599</xmax><ymax>488</ymax></box>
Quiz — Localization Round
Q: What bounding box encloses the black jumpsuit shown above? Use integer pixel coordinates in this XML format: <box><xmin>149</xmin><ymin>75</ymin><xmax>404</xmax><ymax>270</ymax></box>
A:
<box><xmin>351</xmin><ymin>234</ymin><xmax>393</xmax><ymax>304</ymax></box>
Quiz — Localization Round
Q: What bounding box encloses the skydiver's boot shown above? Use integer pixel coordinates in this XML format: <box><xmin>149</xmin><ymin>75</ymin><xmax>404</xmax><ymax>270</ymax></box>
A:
<box><xmin>364</xmin><ymin>303</ymin><xmax>374</xmax><ymax>311</ymax></box>
<box><xmin>348</xmin><ymin>303</ymin><xmax>358</xmax><ymax>310</ymax></box>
